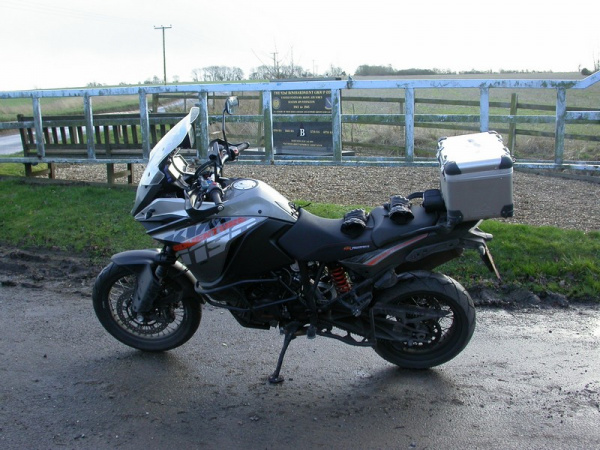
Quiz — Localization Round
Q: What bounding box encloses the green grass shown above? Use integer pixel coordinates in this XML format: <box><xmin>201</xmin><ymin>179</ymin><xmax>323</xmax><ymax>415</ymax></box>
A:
<box><xmin>0</xmin><ymin>162</ymin><xmax>28</xmax><ymax>176</ymax></box>
<box><xmin>442</xmin><ymin>221</ymin><xmax>600</xmax><ymax>300</ymax></box>
<box><xmin>0</xmin><ymin>178</ymin><xmax>598</xmax><ymax>301</ymax></box>
<box><xmin>0</xmin><ymin>151</ymin><xmax>51</xmax><ymax>176</ymax></box>
<box><xmin>0</xmin><ymin>179</ymin><xmax>154</xmax><ymax>257</ymax></box>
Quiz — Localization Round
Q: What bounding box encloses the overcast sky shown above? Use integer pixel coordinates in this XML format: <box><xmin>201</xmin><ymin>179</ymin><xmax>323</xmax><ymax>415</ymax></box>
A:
<box><xmin>1</xmin><ymin>0</ymin><xmax>598</xmax><ymax>91</ymax></box>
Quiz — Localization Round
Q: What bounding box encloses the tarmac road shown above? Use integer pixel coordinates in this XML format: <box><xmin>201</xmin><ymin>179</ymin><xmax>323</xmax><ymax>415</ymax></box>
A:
<box><xmin>0</xmin><ymin>133</ymin><xmax>22</xmax><ymax>155</ymax></box>
<box><xmin>0</xmin><ymin>250</ymin><xmax>599</xmax><ymax>449</ymax></box>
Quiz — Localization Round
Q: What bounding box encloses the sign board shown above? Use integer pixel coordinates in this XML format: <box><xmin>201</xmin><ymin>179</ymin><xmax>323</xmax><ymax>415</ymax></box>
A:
<box><xmin>272</xmin><ymin>90</ymin><xmax>333</xmax><ymax>155</ymax></box>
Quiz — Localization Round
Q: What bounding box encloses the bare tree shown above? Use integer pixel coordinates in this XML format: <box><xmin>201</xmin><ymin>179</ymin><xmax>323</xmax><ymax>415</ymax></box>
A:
<box><xmin>190</xmin><ymin>68</ymin><xmax>202</xmax><ymax>82</ymax></box>
<box><xmin>323</xmin><ymin>65</ymin><xmax>346</xmax><ymax>77</ymax></box>
<box><xmin>193</xmin><ymin>66</ymin><xmax>244</xmax><ymax>82</ymax></box>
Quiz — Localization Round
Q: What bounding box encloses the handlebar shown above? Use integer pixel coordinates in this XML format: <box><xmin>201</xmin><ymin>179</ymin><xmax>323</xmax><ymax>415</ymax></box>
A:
<box><xmin>183</xmin><ymin>99</ymin><xmax>247</xmax><ymax>219</ymax></box>
<box><xmin>235</xmin><ymin>142</ymin><xmax>250</xmax><ymax>152</ymax></box>
<box><xmin>186</xmin><ymin>140</ymin><xmax>250</xmax><ymax>217</ymax></box>
<box><xmin>222</xmin><ymin>142</ymin><xmax>249</xmax><ymax>163</ymax></box>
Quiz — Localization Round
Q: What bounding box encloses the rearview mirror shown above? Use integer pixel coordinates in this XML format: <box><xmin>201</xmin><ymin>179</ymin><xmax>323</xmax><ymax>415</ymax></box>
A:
<box><xmin>225</xmin><ymin>96</ymin><xmax>239</xmax><ymax>115</ymax></box>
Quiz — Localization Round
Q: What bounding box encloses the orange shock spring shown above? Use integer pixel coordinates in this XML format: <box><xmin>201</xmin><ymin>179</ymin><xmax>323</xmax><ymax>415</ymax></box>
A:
<box><xmin>329</xmin><ymin>265</ymin><xmax>351</xmax><ymax>294</ymax></box>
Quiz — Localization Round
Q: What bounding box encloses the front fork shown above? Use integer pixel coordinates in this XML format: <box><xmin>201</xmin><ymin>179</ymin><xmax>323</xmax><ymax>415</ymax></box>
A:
<box><xmin>131</xmin><ymin>264</ymin><xmax>167</xmax><ymax>314</ymax></box>
<box><xmin>116</xmin><ymin>247</ymin><xmax>178</xmax><ymax>314</ymax></box>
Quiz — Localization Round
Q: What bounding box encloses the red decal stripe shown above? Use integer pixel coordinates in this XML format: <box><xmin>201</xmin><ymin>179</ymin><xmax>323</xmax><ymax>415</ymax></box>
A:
<box><xmin>173</xmin><ymin>217</ymin><xmax>248</xmax><ymax>252</ymax></box>
<box><xmin>365</xmin><ymin>234</ymin><xmax>428</xmax><ymax>266</ymax></box>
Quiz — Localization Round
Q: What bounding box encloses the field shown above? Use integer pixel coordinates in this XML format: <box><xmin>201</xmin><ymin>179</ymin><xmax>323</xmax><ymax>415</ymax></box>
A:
<box><xmin>0</xmin><ymin>96</ymin><xmax>142</xmax><ymax>122</ymax></box>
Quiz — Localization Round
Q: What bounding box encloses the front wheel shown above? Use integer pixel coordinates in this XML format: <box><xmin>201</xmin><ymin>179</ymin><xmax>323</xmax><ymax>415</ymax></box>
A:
<box><xmin>92</xmin><ymin>262</ymin><xmax>201</xmax><ymax>352</ymax></box>
<box><xmin>372</xmin><ymin>271</ymin><xmax>475</xmax><ymax>369</ymax></box>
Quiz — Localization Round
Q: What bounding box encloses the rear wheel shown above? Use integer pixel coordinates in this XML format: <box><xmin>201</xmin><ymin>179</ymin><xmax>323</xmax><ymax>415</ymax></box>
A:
<box><xmin>373</xmin><ymin>271</ymin><xmax>475</xmax><ymax>369</ymax></box>
<box><xmin>92</xmin><ymin>262</ymin><xmax>201</xmax><ymax>352</ymax></box>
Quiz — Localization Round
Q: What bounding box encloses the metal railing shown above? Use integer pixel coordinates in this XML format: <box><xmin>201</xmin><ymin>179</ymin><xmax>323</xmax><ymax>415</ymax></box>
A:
<box><xmin>1</xmin><ymin>72</ymin><xmax>599</xmax><ymax>171</ymax></box>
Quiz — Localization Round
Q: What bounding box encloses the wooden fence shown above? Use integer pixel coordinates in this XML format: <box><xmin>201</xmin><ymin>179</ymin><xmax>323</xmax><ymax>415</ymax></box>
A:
<box><xmin>180</xmin><ymin>92</ymin><xmax>600</xmax><ymax>158</ymax></box>
<box><xmin>0</xmin><ymin>74</ymin><xmax>599</xmax><ymax>183</ymax></box>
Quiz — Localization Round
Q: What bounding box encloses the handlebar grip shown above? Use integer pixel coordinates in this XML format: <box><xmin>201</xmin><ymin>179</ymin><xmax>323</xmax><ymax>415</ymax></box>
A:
<box><xmin>208</xmin><ymin>188</ymin><xmax>224</xmax><ymax>211</ymax></box>
<box><xmin>226</xmin><ymin>142</ymin><xmax>248</xmax><ymax>162</ymax></box>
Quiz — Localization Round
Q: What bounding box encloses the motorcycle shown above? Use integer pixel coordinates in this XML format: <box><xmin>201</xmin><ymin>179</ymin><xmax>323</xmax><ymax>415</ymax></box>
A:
<box><xmin>93</xmin><ymin>96</ymin><xmax>500</xmax><ymax>383</ymax></box>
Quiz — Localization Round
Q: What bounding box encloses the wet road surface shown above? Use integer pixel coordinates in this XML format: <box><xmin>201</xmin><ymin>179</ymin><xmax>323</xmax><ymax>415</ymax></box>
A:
<box><xmin>1</xmin><ymin>279</ymin><xmax>599</xmax><ymax>449</ymax></box>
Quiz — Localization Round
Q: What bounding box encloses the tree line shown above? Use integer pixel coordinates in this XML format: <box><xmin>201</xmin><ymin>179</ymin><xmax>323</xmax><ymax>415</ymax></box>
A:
<box><xmin>188</xmin><ymin>64</ymin><xmax>346</xmax><ymax>82</ymax></box>
<box><xmin>86</xmin><ymin>61</ymin><xmax>598</xmax><ymax>88</ymax></box>
<box><xmin>183</xmin><ymin>64</ymin><xmax>568</xmax><ymax>83</ymax></box>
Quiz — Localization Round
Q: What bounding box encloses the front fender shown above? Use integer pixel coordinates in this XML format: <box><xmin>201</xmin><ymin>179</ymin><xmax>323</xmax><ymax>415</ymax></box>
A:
<box><xmin>111</xmin><ymin>248</ymin><xmax>162</xmax><ymax>268</ymax></box>
<box><xmin>110</xmin><ymin>249</ymin><xmax>198</xmax><ymax>290</ymax></box>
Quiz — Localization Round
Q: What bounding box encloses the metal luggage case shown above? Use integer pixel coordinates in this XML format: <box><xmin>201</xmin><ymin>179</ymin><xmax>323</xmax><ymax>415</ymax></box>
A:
<box><xmin>437</xmin><ymin>131</ymin><xmax>514</xmax><ymax>224</ymax></box>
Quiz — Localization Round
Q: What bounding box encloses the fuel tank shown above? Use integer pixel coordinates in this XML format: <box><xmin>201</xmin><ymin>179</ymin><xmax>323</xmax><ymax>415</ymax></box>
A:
<box><xmin>222</xmin><ymin>178</ymin><xmax>297</xmax><ymax>223</ymax></box>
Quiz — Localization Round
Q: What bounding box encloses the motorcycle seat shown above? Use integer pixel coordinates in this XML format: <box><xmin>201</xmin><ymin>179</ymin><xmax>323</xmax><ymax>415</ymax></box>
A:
<box><xmin>369</xmin><ymin>205</ymin><xmax>439</xmax><ymax>248</ymax></box>
<box><xmin>278</xmin><ymin>209</ymin><xmax>374</xmax><ymax>262</ymax></box>
<box><xmin>278</xmin><ymin>205</ymin><xmax>439</xmax><ymax>263</ymax></box>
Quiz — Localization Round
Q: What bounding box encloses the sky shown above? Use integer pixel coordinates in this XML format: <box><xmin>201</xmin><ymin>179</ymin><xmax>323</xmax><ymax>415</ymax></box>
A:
<box><xmin>1</xmin><ymin>0</ymin><xmax>598</xmax><ymax>91</ymax></box>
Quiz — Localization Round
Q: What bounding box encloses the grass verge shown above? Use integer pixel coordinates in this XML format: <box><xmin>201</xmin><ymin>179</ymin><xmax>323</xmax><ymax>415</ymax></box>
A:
<box><xmin>0</xmin><ymin>154</ymin><xmax>48</xmax><ymax>177</ymax></box>
<box><xmin>1</xmin><ymin>178</ymin><xmax>598</xmax><ymax>301</ymax></box>
<box><xmin>0</xmin><ymin>178</ymin><xmax>154</xmax><ymax>257</ymax></box>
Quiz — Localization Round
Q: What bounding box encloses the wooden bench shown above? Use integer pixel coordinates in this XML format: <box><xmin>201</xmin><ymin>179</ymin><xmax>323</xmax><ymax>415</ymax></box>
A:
<box><xmin>17</xmin><ymin>113</ymin><xmax>191</xmax><ymax>184</ymax></box>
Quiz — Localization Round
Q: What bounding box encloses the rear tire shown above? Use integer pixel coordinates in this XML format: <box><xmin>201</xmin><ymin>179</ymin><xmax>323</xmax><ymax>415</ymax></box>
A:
<box><xmin>92</xmin><ymin>262</ymin><xmax>201</xmax><ymax>352</ymax></box>
<box><xmin>373</xmin><ymin>271</ymin><xmax>475</xmax><ymax>369</ymax></box>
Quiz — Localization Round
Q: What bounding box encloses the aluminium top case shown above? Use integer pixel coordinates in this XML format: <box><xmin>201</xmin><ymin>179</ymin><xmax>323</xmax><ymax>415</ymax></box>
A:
<box><xmin>437</xmin><ymin>131</ymin><xmax>514</xmax><ymax>224</ymax></box>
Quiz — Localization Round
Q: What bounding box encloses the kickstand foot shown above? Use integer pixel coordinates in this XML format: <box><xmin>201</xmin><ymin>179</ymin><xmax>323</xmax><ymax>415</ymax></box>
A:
<box><xmin>268</xmin><ymin>322</ymin><xmax>300</xmax><ymax>384</ymax></box>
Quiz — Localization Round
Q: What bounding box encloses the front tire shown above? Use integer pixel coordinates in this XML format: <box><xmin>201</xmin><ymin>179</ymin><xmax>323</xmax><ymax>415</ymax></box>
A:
<box><xmin>373</xmin><ymin>271</ymin><xmax>475</xmax><ymax>369</ymax></box>
<box><xmin>93</xmin><ymin>262</ymin><xmax>201</xmax><ymax>352</ymax></box>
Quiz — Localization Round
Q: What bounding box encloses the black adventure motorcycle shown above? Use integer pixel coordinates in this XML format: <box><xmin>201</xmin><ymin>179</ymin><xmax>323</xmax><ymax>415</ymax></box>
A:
<box><xmin>93</xmin><ymin>97</ymin><xmax>500</xmax><ymax>383</ymax></box>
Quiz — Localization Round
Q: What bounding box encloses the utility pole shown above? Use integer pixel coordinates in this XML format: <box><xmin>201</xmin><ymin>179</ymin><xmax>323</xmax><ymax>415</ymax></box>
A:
<box><xmin>154</xmin><ymin>25</ymin><xmax>172</xmax><ymax>85</ymax></box>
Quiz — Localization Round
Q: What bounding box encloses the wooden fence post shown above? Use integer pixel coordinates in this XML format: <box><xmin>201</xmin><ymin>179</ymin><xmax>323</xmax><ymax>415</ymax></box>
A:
<box><xmin>332</xmin><ymin>89</ymin><xmax>342</xmax><ymax>162</ymax></box>
<box><xmin>554</xmin><ymin>88</ymin><xmax>567</xmax><ymax>165</ymax></box>
<box><xmin>398</xmin><ymin>97</ymin><xmax>404</xmax><ymax>156</ymax></box>
<box><xmin>508</xmin><ymin>93</ymin><xmax>518</xmax><ymax>153</ymax></box>
<box><xmin>32</xmin><ymin>96</ymin><xmax>45</xmax><ymax>158</ymax></box>
<box><xmin>404</xmin><ymin>88</ymin><xmax>415</xmax><ymax>162</ymax></box>
<box><xmin>198</xmin><ymin>92</ymin><xmax>209</xmax><ymax>159</ymax></box>
<box><xmin>262</xmin><ymin>91</ymin><xmax>274</xmax><ymax>163</ymax></box>
<box><xmin>256</xmin><ymin>92</ymin><xmax>264</xmax><ymax>148</ymax></box>
<box><xmin>139</xmin><ymin>90</ymin><xmax>151</xmax><ymax>159</ymax></box>
<box><xmin>479</xmin><ymin>87</ymin><xmax>490</xmax><ymax>132</ymax></box>
<box><xmin>84</xmin><ymin>93</ymin><xmax>95</xmax><ymax>159</ymax></box>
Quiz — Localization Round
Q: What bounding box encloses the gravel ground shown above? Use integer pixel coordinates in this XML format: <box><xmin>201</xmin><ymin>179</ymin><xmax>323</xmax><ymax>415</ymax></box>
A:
<box><xmin>57</xmin><ymin>163</ymin><xmax>600</xmax><ymax>231</ymax></box>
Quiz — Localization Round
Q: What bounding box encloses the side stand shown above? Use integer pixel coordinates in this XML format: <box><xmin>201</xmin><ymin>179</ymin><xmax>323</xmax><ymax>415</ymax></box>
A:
<box><xmin>268</xmin><ymin>322</ymin><xmax>301</xmax><ymax>384</ymax></box>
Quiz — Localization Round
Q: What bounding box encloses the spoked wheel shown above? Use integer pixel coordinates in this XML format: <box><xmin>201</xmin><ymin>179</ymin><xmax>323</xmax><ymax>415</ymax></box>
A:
<box><xmin>93</xmin><ymin>262</ymin><xmax>201</xmax><ymax>352</ymax></box>
<box><xmin>372</xmin><ymin>271</ymin><xmax>475</xmax><ymax>369</ymax></box>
